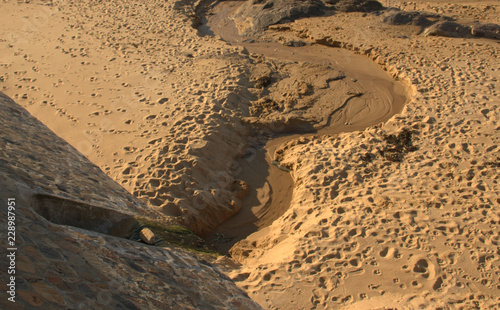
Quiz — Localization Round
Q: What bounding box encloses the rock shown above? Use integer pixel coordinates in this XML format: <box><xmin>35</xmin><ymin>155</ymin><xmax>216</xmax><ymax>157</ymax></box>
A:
<box><xmin>140</xmin><ymin>228</ymin><xmax>155</xmax><ymax>245</ymax></box>
<box><xmin>231</xmin><ymin>179</ymin><xmax>250</xmax><ymax>199</ymax></box>
<box><xmin>382</xmin><ymin>9</ymin><xmax>443</xmax><ymax>27</ymax></box>
<box><xmin>254</xmin><ymin>76</ymin><xmax>272</xmax><ymax>88</ymax></box>
<box><xmin>315</xmin><ymin>36</ymin><xmax>342</xmax><ymax>47</ymax></box>
<box><xmin>328</xmin><ymin>0</ymin><xmax>383</xmax><ymax>12</ymax></box>
<box><xmin>250</xmin><ymin>63</ymin><xmax>274</xmax><ymax>89</ymax></box>
<box><xmin>234</xmin><ymin>0</ymin><xmax>325</xmax><ymax>35</ymax></box>
<box><xmin>278</xmin><ymin>164</ymin><xmax>292</xmax><ymax>172</ymax></box>
<box><xmin>283</xmin><ymin>39</ymin><xmax>307</xmax><ymax>47</ymax></box>
<box><xmin>423</xmin><ymin>21</ymin><xmax>471</xmax><ymax>38</ymax></box>
<box><xmin>471</xmin><ymin>23</ymin><xmax>500</xmax><ymax>40</ymax></box>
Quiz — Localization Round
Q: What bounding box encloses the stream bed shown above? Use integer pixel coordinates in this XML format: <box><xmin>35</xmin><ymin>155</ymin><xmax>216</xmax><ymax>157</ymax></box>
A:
<box><xmin>200</xmin><ymin>1</ymin><xmax>409</xmax><ymax>255</ymax></box>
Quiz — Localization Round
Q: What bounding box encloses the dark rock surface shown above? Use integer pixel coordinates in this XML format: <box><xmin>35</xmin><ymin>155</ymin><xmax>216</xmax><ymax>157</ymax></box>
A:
<box><xmin>471</xmin><ymin>23</ymin><xmax>500</xmax><ymax>40</ymax></box>
<box><xmin>228</xmin><ymin>0</ymin><xmax>498</xmax><ymax>43</ymax></box>
<box><xmin>235</xmin><ymin>0</ymin><xmax>326</xmax><ymax>35</ymax></box>
<box><xmin>382</xmin><ymin>8</ymin><xmax>444</xmax><ymax>27</ymax></box>
<box><xmin>0</xmin><ymin>92</ymin><xmax>262</xmax><ymax>309</ymax></box>
<box><xmin>233</xmin><ymin>0</ymin><xmax>384</xmax><ymax>35</ymax></box>
<box><xmin>423</xmin><ymin>21</ymin><xmax>471</xmax><ymax>37</ymax></box>
<box><xmin>381</xmin><ymin>8</ymin><xmax>500</xmax><ymax>41</ymax></box>
<box><xmin>328</xmin><ymin>0</ymin><xmax>383</xmax><ymax>12</ymax></box>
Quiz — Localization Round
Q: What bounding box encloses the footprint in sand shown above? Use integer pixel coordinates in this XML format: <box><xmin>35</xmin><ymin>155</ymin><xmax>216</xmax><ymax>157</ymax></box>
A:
<box><xmin>412</xmin><ymin>257</ymin><xmax>438</xmax><ymax>280</ymax></box>
<box><xmin>379</xmin><ymin>246</ymin><xmax>399</xmax><ymax>259</ymax></box>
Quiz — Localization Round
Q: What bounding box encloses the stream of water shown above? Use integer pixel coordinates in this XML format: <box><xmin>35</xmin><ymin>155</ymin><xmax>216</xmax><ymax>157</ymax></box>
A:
<box><xmin>201</xmin><ymin>1</ymin><xmax>409</xmax><ymax>255</ymax></box>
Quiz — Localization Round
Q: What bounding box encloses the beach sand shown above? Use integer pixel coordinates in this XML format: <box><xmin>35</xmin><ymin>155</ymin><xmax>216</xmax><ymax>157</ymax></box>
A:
<box><xmin>1</xmin><ymin>0</ymin><xmax>499</xmax><ymax>308</ymax></box>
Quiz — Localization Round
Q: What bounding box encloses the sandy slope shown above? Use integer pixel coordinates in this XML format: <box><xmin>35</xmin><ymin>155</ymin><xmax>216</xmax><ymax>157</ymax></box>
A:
<box><xmin>1</xmin><ymin>0</ymin><xmax>260</xmax><ymax>235</ymax></box>
<box><xmin>0</xmin><ymin>92</ymin><xmax>260</xmax><ymax>309</ymax></box>
<box><xmin>1</xmin><ymin>0</ymin><xmax>500</xmax><ymax>309</ymax></box>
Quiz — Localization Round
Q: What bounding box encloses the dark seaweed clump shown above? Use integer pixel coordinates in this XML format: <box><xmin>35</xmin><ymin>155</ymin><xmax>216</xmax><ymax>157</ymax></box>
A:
<box><xmin>381</xmin><ymin>128</ymin><xmax>418</xmax><ymax>162</ymax></box>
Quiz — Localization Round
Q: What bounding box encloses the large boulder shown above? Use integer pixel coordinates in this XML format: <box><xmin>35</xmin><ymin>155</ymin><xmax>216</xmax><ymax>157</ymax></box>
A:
<box><xmin>423</xmin><ymin>21</ymin><xmax>471</xmax><ymax>38</ymax></box>
<box><xmin>382</xmin><ymin>9</ymin><xmax>443</xmax><ymax>27</ymax></box>
<box><xmin>471</xmin><ymin>23</ymin><xmax>500</xmax><ymax>40</ymax></box>
<box><xmin>328</xmin><ymin>0</ymin><xmax>383</xmax><ymax>12</ymax></box>
<box><xmin>233</xmin><ymin>0</ymin><xmax>384</xmax><ymax>35</ymax></box>
<box><xmin>234</xmin><ymin>0</ymin><xmax>325</xmax><ymax>35</ymax></box>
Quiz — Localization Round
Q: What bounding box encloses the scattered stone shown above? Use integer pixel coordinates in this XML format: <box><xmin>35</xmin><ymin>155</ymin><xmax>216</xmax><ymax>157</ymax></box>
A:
<box><xmin>230</xmin><ymin>179</ymin><xmax>249</xmax><ymax>199</ymax></box>
<box><xmin>140</xmin><ymin>228</ymin><xmax>155</xmax><ymax>245</ymax></box>
<box><xmin>278</xmin><ymin>164</ymin><xmax>292</xmax><ymax>172</ymax></box>
<box><xmin>251</xmin><ymin>63</ymin><xmax>274</xmax><ymax>89</ymax></box>
<box><xmin>254</xmin><ymin>75</ymin><xmax>272</xmax><ymax>88</ymax></box>
<box><xmin>381</xmin><ymin>128</ymin><xmax>418</xmax><ymax>162</ymax></box>
<box><xmin>283</xmin><ymin>39</ymin><xmax>307</xmax><ymax>47</ymax></box>
<box><xmin>250</xmin><ymin>97</ymin><xmax>280</xmax><ymax>116</ymax></box>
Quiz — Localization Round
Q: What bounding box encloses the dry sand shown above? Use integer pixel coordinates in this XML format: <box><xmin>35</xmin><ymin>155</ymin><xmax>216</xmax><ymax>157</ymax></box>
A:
<box><xmin>1</xmin><ymin>0</ymin><xmax>499</xmax><ymax>309</ymax></box>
